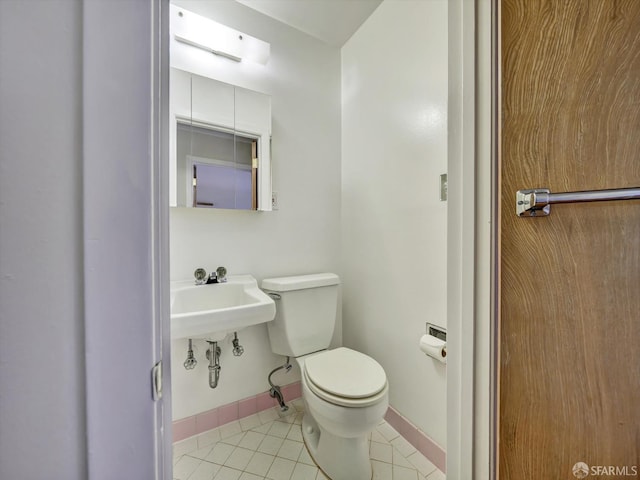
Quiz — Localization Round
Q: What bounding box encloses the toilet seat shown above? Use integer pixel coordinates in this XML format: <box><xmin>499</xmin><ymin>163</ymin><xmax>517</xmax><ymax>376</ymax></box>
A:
<box><xmin>303</xmin><ymin>347</ymin><xmax>388</xmax><ymax>407</ymax></box>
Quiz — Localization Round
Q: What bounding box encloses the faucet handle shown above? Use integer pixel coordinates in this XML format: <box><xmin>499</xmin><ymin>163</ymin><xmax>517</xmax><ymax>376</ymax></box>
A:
<box><xmin>194</xmin><ymin>268</ymin><xmax>208</xmax><ymax>285</ymax></box>
<box><xmin>215</xmin><ymin>266</ymin><xmax>227</xmax><ymax>283</ymax></box>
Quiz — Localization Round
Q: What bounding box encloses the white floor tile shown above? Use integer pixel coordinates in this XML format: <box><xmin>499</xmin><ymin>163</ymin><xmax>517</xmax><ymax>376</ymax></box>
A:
<box><xmin>220</xmin><ymin>432</ymin><xmax>245</xmax><ymax>447</ymax></box>
<box><xmin>370</xmin><ymin>441</ymin><xmax>393</xmax><ymax>463</ymax></box>
<box><xmin>371</xmin><ymin>429</ymin><xmax>389</xmax><ymax>444</ymax></box>
<box><xmin>390</xmin><ymin>435</ymin><xmax>416</xmax><ymax>457</ymax></box>
<box><xmin>407</xmin><ymin>451</ymin><xmax>438</xmax><ymax>477</ymax></box>
<box><xmin>218</xmin><ymin>421</ymin><xmax>242</xmax><ymax>439</ymax></box>
<box><xmin>174</xmin><ymin>438</ymin><xmax>199</xmax><ymax>459</ymax></box>
<box><xmin>257</xmin><ymin>435</ymin><xmax>285</xmax><ymax>455</ymax></box>
<box><xmin>239</xmin><ymin>431</ymin><xmax>266</xmax><ymax>450</ymax></box>
<box><xmin>251</xmin><ymin>422</ymin><xmax>272</xmax><ymax>434</ymax></box>
<box><xmin>393</xmin><ymin>465</ymin><xmax>419</xmax><ymax>480</ymax></box>
<box><xmin>258</xmin><ymin>408</ymin><xmax>280</xmax><ymax>424</ymax></box>
<box><xmin>198</xmin><ymin>429</ymin><xmax>222</xmax><ymax>449</ymax></box>
<box><xmin>392</xmin><ymin>448</ymin><xmax>415</xmax><ymax>468</ymax></box>
<box><xmin>425</xmin><ymin>469</ymin><xmax>446</xmax><ymax>480</ymax></box>
<box><xmin>213</xmin><ymin>466</ymin><xmax>242</xmax><ymax>480</ymax></box>
<box><xmin>376</xmin><ymin>422</ymin><xmax>400</xmax><ymax>442</ymax></box>
<box><xmin>372</xmin><ymin>459</ymin><xmax>393</xmax><ymax>480</ymax></box>
<box><xmin>266</xmin><ymin>457</ymin><xmax>296</xmax><ymax>480</ymax></box>
<box><xmin>224</xmin><ymin>447</ymin><xmax>254</xmax><ymax>471</ymax></box>
<box><xmin>290</xmin><ymin>462</ymin><xmax>319</xmax><ymax>480</ymax></box>
<box><xmin>205</xmin><ymin>443</ymin><xmax>236</xmax><ymax>465</ymax></box>
<box><xmin>240</xmin><ymin>414</ymin><xmax>262</xmax><ymax>432</ymax></box>
<box><xmin>286</xmin><ymin>425</ymin><xmax>303</xmax><ymax>442</ymax></box>
<box><xmin>245</xmin><ymin>452</ymin><xmax>275</xmax><ymax>477</ymax></box>
<box><xmin>174</xmin><ymin>456</ymin><xmax>202</xmax><ymax>480</ymax></box>
<box><xmin>276</xmin><ymin>439</ymin><xmax>303</xmax><ymax>461</ymax></box>
<box><xmin>239</xmin><ymin>472</ymin><xmax>264</xmax><ymax>480</ymax></box>
<box><xmin>188</xmin><ymin>461</ymin><xmax>220</xmax><ymax>480</ymax></box>
<box><xmin>188</xmin><ymin>445</ymin><xmax>215</xmax><ymax>461</ymax></box>
<box><xmin>268</xmin><ymin>421</ymin><xmax>292</xmax><ymax>438</ymax></box>
<box><xmin>296</xmin><ymin>447</ymin><xmax>315</xmax><ymax>466</ymax></box>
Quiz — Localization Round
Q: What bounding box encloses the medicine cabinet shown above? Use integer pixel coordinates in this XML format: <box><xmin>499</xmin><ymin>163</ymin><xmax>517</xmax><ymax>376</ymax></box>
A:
<box><xmin>170</xmin><ymin>68</ymin><xmax>272</xmax><ymax>211</ymax></box>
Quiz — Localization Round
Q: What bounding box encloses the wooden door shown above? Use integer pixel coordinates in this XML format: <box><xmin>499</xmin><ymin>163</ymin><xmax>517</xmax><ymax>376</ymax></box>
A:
<box><xmin>499</xmin><ymin>1</ymin><xmax>640</xmax><ymax>478</ymax></box>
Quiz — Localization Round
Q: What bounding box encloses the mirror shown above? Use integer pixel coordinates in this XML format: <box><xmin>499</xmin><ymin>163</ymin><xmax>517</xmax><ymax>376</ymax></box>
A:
<box><xmin>169</xmin><ymin>68</ymin><xmax>272</xmax><ymax>210</ymax></box>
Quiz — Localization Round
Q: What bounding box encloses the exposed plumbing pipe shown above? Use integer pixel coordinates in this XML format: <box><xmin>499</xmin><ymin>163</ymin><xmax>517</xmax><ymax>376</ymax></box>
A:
<box><xmin>206</xmin><ymin>341</ymin><xmax>221</xmax><ymax>389</ymax></box>
<box><xmin>268</xmin><ymin>356</ymin><xmax>292</xmax><ymax>411</ymax></box>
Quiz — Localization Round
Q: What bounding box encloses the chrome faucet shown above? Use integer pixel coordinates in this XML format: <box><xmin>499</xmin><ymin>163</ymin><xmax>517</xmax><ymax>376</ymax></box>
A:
<box><xmin>193</xmin><ymin>266</ymin><xmax>228</xmax><ymax>285</ymax></box>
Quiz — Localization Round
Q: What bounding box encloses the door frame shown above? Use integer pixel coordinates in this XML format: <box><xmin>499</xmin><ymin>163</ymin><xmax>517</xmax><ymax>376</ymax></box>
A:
<box><xmin>446</xmin><ymin>0</ymin><xmax>494</xmax><ymax>478</ymax></box>
<box><xmin>81</xmin><ymin>0</ymin><xmax>494</xmax><ymax>476</ymax></box>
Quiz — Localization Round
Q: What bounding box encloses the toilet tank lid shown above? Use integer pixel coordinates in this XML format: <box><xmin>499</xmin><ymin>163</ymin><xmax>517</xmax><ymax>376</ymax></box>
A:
<box><xmin>261</xmin><ymin>273</ymin><xmax>340</xmax><ymax>292</ymax></box>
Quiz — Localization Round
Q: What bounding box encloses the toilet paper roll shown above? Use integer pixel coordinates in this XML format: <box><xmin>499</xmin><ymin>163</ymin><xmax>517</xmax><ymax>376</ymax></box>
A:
<box><xmin>419</xmin><ymin>334</ymin><xmax>447</xmax><ymax>364</ymax></box>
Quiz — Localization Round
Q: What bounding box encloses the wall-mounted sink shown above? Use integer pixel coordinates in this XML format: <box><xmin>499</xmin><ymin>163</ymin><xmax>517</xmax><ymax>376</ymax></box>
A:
<box><xmin>170</xmin><ymin>274</ymin><xmax>276</xmax><ymax>341</ymax></box>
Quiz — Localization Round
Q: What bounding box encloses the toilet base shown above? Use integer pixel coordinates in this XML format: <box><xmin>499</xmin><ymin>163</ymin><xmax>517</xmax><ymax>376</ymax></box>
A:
<box><xmin>301</xmin><ymin>413</ymin><xmax>372</xmax><ymax>480</ymax></box>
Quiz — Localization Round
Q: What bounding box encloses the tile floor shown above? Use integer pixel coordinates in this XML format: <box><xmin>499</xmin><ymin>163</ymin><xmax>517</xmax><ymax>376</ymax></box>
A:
<box><xmin>173</xmin><ymin>399</ymin><xmax>445</xmax><ymax>480</ymax></box>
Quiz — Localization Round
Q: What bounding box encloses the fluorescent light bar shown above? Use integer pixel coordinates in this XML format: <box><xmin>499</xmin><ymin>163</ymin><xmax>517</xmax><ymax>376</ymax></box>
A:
<box><xmin>174</xmin><ymin>34</ymin><xmax>242</xmax><ymax>63</ymax></box>
<box><xmin>170</xmin><ymin>4</ymin><xmax>270</xmax><ymax>65</ymax></box>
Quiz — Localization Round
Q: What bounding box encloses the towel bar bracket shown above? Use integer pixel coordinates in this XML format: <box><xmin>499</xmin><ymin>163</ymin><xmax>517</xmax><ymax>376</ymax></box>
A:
<box><xmin>516</xmin><ymin>189</ymin><xmax>551</xmax><ymax>217</ymax></box>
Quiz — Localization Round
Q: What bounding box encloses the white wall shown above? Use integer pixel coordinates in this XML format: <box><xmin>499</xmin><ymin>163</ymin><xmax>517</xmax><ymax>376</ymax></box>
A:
<box><xmin>0</xmin><ymin>1</ymin><xmax>86</xmax><ymax>478</ymax></box>
<box><xmin>169</xmin><ymin>0</ymin><xmax>342</xmax><ymax>420</ymax></box>
<box><xmin>341</xmin><ymin>0</ymin><xmax>449</xmax><ymax>448</ymax></box>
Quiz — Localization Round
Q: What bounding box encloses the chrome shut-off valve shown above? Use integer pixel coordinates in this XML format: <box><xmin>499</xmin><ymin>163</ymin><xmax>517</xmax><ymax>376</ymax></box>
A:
<box><xmin>183</xmin><ymin>339</ymin><xmax>197</xmax><ymax>370</ymax></box>
<box><xmin>232</xmin><ymin>332</ymin><xmax>244</xmax><ymax>356</ymax></box>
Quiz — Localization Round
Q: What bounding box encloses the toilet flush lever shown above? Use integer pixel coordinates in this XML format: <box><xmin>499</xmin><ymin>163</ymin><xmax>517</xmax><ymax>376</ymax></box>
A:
<box><xmin>267</xmin><ymin>293</ymin><xmax>281</xmax><ymax>300</ymax></box>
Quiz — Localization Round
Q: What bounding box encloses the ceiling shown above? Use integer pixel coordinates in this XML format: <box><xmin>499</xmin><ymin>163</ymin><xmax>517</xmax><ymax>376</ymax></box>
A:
<box><xmin>235</xmin><ymin>0</ymin><xmax>383</xmax><ymax>47</ymax></box>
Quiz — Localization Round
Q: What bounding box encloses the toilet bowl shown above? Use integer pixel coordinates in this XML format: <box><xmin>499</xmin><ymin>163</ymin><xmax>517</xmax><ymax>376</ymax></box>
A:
<box><xmin>261</xmin><ymin>273</ymin><xmax>389</xmax><ymax>480</ymax></box>
<box><xmin>296</xmin><ymin>348</ymin><xmax>389</xmax><ymax>480</ymax></box>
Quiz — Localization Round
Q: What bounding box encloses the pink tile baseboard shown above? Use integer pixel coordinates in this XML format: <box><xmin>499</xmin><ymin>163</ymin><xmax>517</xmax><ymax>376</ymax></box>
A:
<box><xmin>172</xmin><ymin>416</ymin><xmax>196</xmax><ymax>443</ymax></box>
<box><xmin>217</xmin><ymin>402</ymin><xmax>238</xmax><ymax>425</ymax></box>
<box><xmin>238</xmin><ymin>396</ymin><xmax>257</xmax><ymax>418</ymax></box>
<box><xmin>281</xmin><ymin>381</ymin><xmax>302</xmax><ymax>400</ymax></box>
<box><xmin>385</xmin><ymin>406</ymin><xmax>446</xmax><ymax>473</ymax></box>
<box><xmin>195</xmin><ymin>408</ymin><xmax>219</xmax><ymax>432</ymax></box>
<box><xmin>172</xmin><ymin>381</ymin><xmax>302</xmax><ymax>443</ymax></box>
<box><xmin>256</xmin><ymin>391</ymin><xmax>275</xmax><ymax>411</ymax></box>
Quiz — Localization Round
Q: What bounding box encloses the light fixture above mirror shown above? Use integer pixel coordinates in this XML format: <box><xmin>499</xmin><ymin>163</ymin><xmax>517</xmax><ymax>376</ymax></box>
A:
<box><xmin>170</xmin><ymin>4</ymin><xmax>270</xmax><ymax>65</ymax></box>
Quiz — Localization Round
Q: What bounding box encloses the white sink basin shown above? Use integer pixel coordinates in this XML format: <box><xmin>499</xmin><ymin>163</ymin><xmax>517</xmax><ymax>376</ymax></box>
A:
<box><xmin>170</xmin><ymin>274</ymin><xmax>276</xmax><ymax>341</ymax></box>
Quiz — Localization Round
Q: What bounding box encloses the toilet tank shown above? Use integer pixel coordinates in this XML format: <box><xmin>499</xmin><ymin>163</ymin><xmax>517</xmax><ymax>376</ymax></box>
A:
<box><xmin>261</xmin><ymin>273</ymin><xmax>340</xmax><ymax>357</ymax></box>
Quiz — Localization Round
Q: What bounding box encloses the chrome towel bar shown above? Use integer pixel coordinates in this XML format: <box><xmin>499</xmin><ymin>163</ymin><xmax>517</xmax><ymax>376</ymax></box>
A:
<box><xmin>516</xmin><ymin>187</ymin><xmax>640</xmax><ymax>217</ymax></box>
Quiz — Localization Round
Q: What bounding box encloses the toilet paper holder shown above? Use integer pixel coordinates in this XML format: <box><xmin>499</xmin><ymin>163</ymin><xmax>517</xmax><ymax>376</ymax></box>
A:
<box><xmin>426</xmin><ymin>323</ymin><xmax>446</xmax><ymax>341</ymax></box>
<box><xmin>421</xmin><ymin>324</ymin><xmax>447</xmax><ymax>362</ymax></box>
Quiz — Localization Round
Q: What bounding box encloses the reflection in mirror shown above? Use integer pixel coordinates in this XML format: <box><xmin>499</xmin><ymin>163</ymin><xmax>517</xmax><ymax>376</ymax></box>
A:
<box><xmin>169</xmin><ymin>68</ymin><xmax>272</xmax><ymax>211</ymax></box>
<box><xmin>176</xmin><ymin>123</ymin><xmax>258</xmax><ymax>209</ymax></box>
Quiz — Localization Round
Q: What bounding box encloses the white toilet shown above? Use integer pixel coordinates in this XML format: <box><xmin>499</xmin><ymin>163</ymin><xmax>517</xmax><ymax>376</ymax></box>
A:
<box><xmin>261</xmin><ymin>273</ymin><xmax>389</xmax><ymax>480</ymax></box>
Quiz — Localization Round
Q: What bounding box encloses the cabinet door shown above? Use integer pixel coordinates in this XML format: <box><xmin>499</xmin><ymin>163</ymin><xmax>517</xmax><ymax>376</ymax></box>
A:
<box><xmin>191</xmin><ymin>74</ymin><xmax>234</xmax><ymax>129</ymax></box>
<box><xmin>235</xmin><ymin>86</ymin><xmax>271</xmax><ymax>136</ymax></box>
